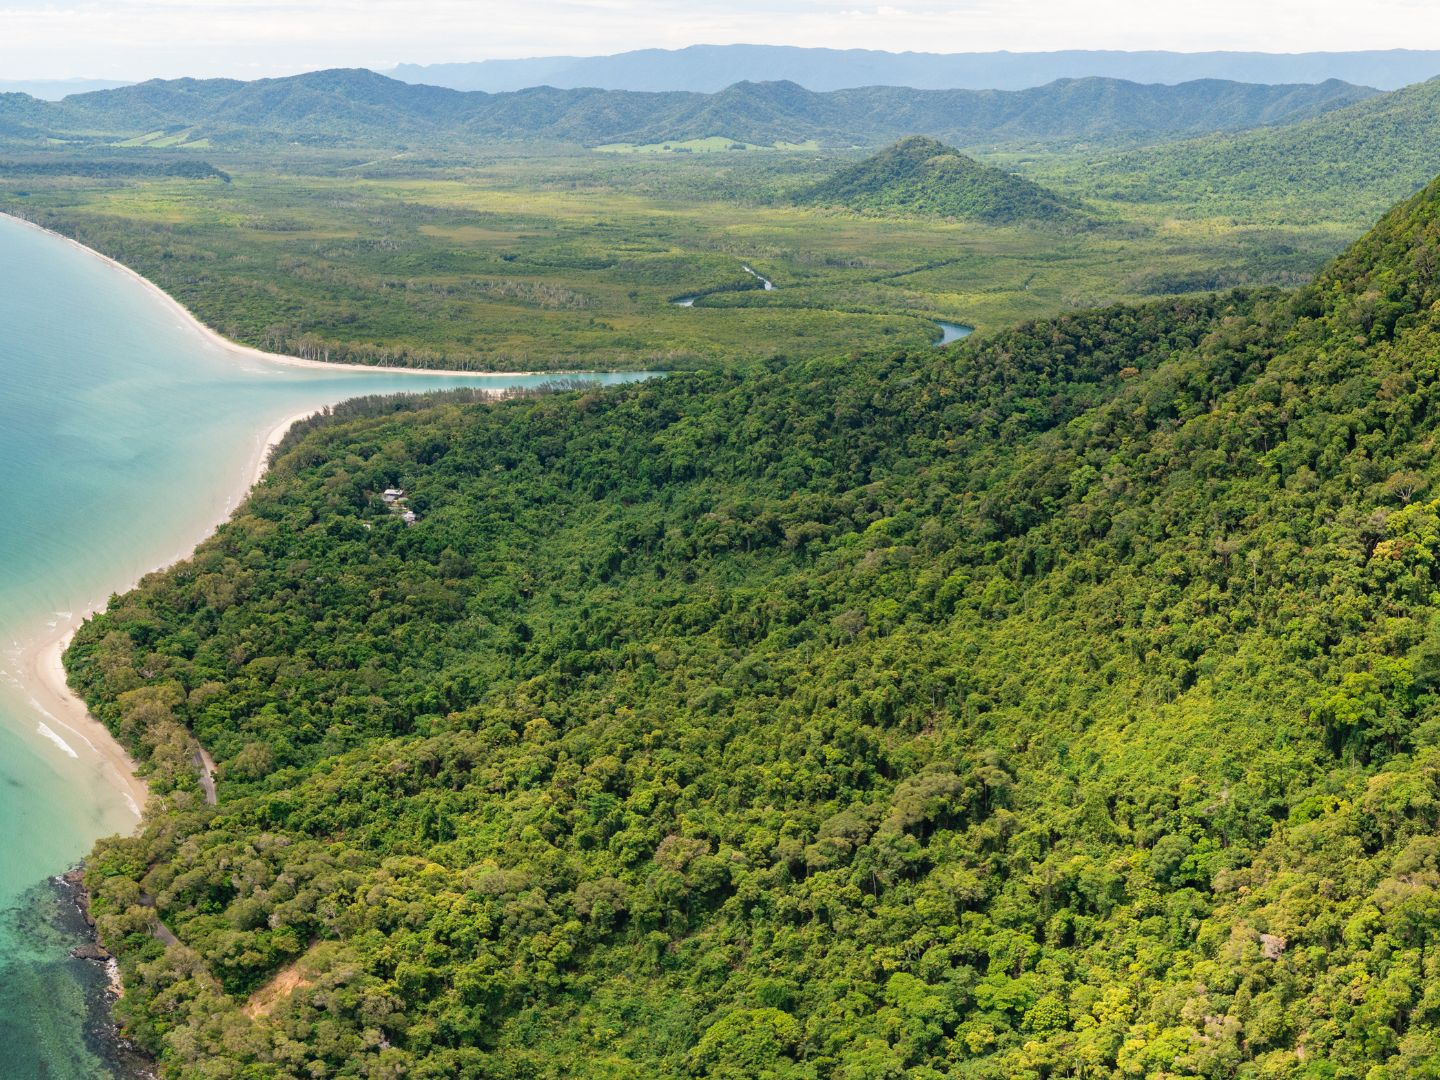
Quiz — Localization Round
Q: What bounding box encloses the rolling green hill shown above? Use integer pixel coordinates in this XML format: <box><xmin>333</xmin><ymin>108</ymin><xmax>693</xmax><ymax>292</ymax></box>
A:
<box><xmin>68</xmin><ymin>170</ymin><xmax>1440</xmax><ymax>1077</ymax></box>
<box><xmin>0</xmin><ymin>68</ymin><xmax>1378</xmax><ymax>150</ymax></box>
<box><xmin>1067</xmin><ymin>76</ymin><xmax>1440</xmax><ymax>219</ymax></box>
<box><xmin>798</xmin><ymin>136</ymin><xmax>1074</xmax><ymax>222</ymax></box>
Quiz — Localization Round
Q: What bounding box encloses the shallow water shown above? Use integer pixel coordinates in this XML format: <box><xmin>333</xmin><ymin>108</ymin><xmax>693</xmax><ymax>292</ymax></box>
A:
<box><xmin>936</xmin><ymin>320</ymin><xmax>973</xmax><ymax>345</ymax></box>
<box><xmin>0</xmin><ymin>215</ymin><xmax>649</xmax><ymax>1075</ymax></box>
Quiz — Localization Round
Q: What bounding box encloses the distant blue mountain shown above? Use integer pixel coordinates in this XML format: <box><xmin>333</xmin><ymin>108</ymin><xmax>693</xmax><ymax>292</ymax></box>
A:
<box><xmin>0</xmin><ymin>69</ymin><xmax>1378</xmax><ymax>149</ymax></box>
<box><xmin>0</xmin><ymin>79</ymin><xmax>133</xmax><ymax>101</ymax></box>
<box><xmin>390</xmin><ymin>45</ymin><xmax>1440</xmax><ymax>93</ymax></box>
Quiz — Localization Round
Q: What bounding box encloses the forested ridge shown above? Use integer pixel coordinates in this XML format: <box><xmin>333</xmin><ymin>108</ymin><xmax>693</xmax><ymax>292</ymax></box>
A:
<box><xmin>0</xmin><ymin>68</ymin><xmax>1374</xmax><ymax>150</ymax></box>
<box><xmin>1064</xmin><ymin>77</ymin><xmax>1440</xmax><ymax>220</ymax></box>
<box><xmin>67</xmin><ymin>174</ymin><xmax>1440</xmax><ymax>1078</ymax></box>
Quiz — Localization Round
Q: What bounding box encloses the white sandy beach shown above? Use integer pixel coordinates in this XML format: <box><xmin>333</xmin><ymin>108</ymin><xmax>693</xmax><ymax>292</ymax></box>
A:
<box><xmin>2</xmin><ymin>211</ymin><xmax>591</xmax><ymax>379</ymax></box>
<box><xmin>0</xmin><ymin>212</ymin><xmax>534</xmax><ymax>826</ymax></box>
<box><xmin>10</xmin><ymin>405</ymin><xmax>316</xmax><ymax>825</ymax></box>
<box><xmin>18</xmin><ymin>628</ymin><xmax>150</xmax><ymax>819</ymax></box>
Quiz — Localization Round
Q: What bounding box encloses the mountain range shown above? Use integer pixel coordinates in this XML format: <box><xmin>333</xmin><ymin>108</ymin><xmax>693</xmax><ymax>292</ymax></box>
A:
<box><xmin>390</xmin><ymin>44</ymin><xmax>1440</xmax><ymax>93</ymax></box>
<box><xmin>0</xmin><ymin>78</ymin><xmax>133</xmax><ymax>101</ymax></box>
<box><xmin>0</xmin><ymin>68</ymin><xmax>1379</xmax><ymax>149</ymax></box>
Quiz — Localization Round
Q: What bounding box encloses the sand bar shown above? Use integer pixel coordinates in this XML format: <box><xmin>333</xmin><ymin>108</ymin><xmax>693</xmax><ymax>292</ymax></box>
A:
<box><xmin>0</xmin><ymin>210</ymin><xmax>606</xmax><ymax>378</ymax></box>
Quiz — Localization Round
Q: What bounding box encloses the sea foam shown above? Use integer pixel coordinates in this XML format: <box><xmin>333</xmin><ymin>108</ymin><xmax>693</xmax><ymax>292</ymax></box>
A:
<box><xmin>36</xmin><ymin>722</ymin><xmax>79</xmax><ymax>759</ymax></box>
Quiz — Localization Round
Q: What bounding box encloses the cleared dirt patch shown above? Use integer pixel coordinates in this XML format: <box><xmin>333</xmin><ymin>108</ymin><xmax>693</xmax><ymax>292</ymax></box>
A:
<box><xmin>243</xmin><ymin>956</ymin><xmax>316</xmax><ymax>1019</ymax></box>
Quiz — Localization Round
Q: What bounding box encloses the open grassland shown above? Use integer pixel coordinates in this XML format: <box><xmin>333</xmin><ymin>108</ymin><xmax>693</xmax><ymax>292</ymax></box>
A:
<box><xmin>0</xmin><ymin>150</ymin><xmax>1365</xmax><ymax>370</ymax></box>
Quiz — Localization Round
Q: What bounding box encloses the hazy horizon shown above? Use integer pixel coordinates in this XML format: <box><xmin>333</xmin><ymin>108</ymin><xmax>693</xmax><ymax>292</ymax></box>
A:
<box><xmin>12</xmin><ymin>44</ymin><xmax>1440</xmax><ymax>88</ymax></box>
<box><xmin>5</xmin><ymin>0</ymin><xmax>1440</xmax><ymax>81</ymax></box>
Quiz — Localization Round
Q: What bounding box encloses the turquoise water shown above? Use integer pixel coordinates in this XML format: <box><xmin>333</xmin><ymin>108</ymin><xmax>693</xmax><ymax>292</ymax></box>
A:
<box><xmin>936</xmin><ymin>320</ymin><xmax>973</xmax><ymax>346</ymax></box>
<box><xmin>0</xmin><ymin>214</ymin><xmax>649</xmax><ymax>1075</ymax></box>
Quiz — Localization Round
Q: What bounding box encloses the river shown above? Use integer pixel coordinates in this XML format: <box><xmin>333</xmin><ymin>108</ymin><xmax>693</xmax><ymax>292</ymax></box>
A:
<box><xmin>671</xmin><ymin>265</ymin><xmax>971</xmax><ymax>344</ymax></box>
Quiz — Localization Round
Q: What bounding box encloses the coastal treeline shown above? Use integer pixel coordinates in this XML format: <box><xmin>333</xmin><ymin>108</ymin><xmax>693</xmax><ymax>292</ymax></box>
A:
<box><xmin>65</xmin><ymin>174</ymin><xmax>1440</xmax><ymax>1076</ymax></box>
<box><xmin>0</xmin><ymin>158</ymin><xmax>229</xmax><ymax>181</ymax></box>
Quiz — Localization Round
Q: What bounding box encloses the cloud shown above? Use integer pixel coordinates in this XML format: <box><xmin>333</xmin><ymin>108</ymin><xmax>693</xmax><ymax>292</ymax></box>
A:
<box><xmin>0</xmin><ymin>0</ymin><xmax>1437</xmax><ymax>79</ymax></box>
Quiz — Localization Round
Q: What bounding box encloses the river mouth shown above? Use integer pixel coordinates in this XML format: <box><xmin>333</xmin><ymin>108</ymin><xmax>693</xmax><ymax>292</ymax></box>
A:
<box><xmin>0</xmin><ymin>213</ymin><xmax>659</xmax><ymax>1077</ymax></box>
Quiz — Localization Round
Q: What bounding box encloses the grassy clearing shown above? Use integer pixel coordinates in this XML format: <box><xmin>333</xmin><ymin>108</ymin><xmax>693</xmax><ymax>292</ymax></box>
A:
<box><xmin>112</xmin><ymin>129</ymin><xmax>209</xmax><ymax>150</ymax></box>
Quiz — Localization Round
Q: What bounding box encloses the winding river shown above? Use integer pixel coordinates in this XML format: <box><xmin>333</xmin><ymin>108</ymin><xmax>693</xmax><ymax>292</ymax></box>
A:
<box><xmin>672</xmin><ymin>265</ymin><xmax>972</xmax><ymax>345</ymax></box>
<box><xmin>936</xmin><ymin>320</ymin><xmax>973</xmax><ymax>345</ymax></box>
<box><xmin>0</xmin><ymin>214</ymin><xmax>652</xmax><ymax>1077</ymax></box>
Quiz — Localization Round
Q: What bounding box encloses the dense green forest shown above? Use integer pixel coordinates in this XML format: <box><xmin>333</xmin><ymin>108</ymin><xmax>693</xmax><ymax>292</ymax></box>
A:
<box><xmin>1039</xmin><ymin>77</ymin><xmax>1440</xmax><ymax>223</ymax></box>
<box><xmin>797</xmin><ymin>137</ymin><xmax>1074</xmax><ymax>223</ymax></box>
<box><xmin>0</xmin><ymin>158</ymin><xmax>229</xmax><ymax>181</ymax></box>
<box><xmin>65</xmin><ymin>171</ymin><xmax>1440</xmax><ymax>1077</ymax></box>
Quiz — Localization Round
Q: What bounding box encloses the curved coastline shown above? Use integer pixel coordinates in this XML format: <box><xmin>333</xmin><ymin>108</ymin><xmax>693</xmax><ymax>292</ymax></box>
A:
<box><xmin>15</xmin><ymin>406</ymin><xmax>324</xmax><ymax>829</ymax></box>
<box><xmin>0</xmin><ymin>212</ymin><xmax>569</xmax><ymax>829</ymax></box>
<box><xmin>0</xmin><ymin>211</ymin><xmax>587</xmax><ymax>379</ymax></box>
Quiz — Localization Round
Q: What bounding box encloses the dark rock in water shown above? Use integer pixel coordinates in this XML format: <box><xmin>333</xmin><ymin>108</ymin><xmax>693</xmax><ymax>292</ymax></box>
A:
<box><xmin>45</xmin><ymin>868</ymin><xmax>157</xmax><ymax>1077</ymax></box>
<box><xmin>61</xmin><ymin>868</ymin><xmax>95</xmax><ymax>927</ymax></box>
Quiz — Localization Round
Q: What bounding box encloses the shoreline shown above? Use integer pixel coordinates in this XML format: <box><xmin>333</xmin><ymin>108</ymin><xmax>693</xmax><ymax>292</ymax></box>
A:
<box><xmin>256</xmin><ymin>409</ymin><xmax>323</xmax><ymax>487</ymax></box>
<box><xmin>9</xmin><ymin>404</ymin><xmax>321</xmax><ymax>829</ymax></box>
<box><xmin>0</xmin><ymin>211</ymin><xmax>567</xmax><ymax>832</ymax></box>
<box><xmin>0</xmin><ymin>211</ymin><xmax>600</xmax><ymax>379</ymax></box>
<box><xmin>17</xmin><ymin>627</ymin><xmax>148</xmax><ymax>820</ymax></box>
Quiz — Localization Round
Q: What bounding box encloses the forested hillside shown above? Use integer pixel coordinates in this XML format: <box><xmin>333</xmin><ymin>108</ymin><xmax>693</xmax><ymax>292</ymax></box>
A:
<box><xmin>0</xmin><ymin>69</ymin><xmax>1376</xmax><ymax>150</ymax></box>
<box><xmin>1069</xmin><ymin>76</ymin><xmax>1440</xmax><ymax>219</ymax></box>
<box><xmin>798</xmin><ymin>137</ymin><xmax>1073</xmax><ymax>222</ymax></box>
<box><xmin>68</xmin><ymin>173</ymin><xmax>1440</xmax><ymax>1078</ymax></box>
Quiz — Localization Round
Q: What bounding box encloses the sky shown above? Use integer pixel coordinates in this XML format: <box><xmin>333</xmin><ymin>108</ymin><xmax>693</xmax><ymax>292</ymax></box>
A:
<box><xmin>3</xmin><ymin>0</ymin><xmax>1440</xmax><ymax>80</ymax></box>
